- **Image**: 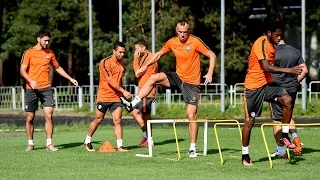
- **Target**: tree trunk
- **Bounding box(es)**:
[0,1,4,86]
[67,44,73,86]
[0,60,3,86]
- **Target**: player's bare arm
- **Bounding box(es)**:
[20,64,37,89]
[260,60,302,75]
[203,50,217,85]
[133,49,145,78]
[116,86,132,99]
[135,50,163,77]
[114,84,132,99]
[297,63,308,82]
[55,66,78,86]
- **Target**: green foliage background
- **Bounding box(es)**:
[1,0,320,86]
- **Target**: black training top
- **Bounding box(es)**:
[272,44,305,91]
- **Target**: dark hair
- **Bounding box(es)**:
[177,18,189,26]
[114,41,125,50]
[37,30,51,38]
[267,20,284,33]
[134,40,148,49]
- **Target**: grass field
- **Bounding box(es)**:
[0,124,320,180]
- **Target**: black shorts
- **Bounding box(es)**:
[136,98,155,114]
[96,102,122,114]
[25,87,54,112]
[244,83,288,121]
[164,72,200,106]
[270,88,297,121]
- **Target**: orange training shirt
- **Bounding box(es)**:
[133,51,158,98]
[21,48,60,89]
[244,36,275,90]
[161,35,210,85]
[96,55,125,102]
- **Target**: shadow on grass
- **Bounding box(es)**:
[155,138,186,146]
[206,148,241,155]
[46,141,104,150]
[254,147,320,164]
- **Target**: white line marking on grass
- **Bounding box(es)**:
[0,128,42,132]
[206,163,215,165]
[165,158,179,161]
[229,155,240,158]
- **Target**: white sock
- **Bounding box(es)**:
[46,139,52,146]
[116,139,123,148]
[143,131,147,138]
[242,146,249,155]
[190,143,196,151]
[131,96,142,107]
[85,135,92,144]
[28,140,34,145]
[282,126,289,133]
[277,145,285,153]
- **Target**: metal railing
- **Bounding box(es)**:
[2,81,320,111]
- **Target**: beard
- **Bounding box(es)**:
[41,43,49,49]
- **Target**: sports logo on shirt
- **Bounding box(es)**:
[45,54,50,60]
[186,45,191,52]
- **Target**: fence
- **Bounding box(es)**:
[1,81,320,111]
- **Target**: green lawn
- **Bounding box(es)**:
[0,125,319,180]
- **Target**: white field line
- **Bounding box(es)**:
[0,128,43,132]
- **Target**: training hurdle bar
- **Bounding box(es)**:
[212,122,243,165]
[173,119,241,161]
[135,119,232,158]
[261,123,320,168]
[135,119,189,158]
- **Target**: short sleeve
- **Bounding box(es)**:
[21,50,31,65]
[50,51,60,68]
[195,38,210,55]
[253,39,266,60]
[161,39,172,55]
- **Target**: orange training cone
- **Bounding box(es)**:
[98,141,116,152]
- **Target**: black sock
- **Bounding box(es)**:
[242,154,250,161]
[282,133,289,138]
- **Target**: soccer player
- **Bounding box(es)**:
[241,21,303,166]
[83,42,132,152]
[20,30,78,151]
[123,40,158,147]
[269,39,308,157]
[121,18,217,157]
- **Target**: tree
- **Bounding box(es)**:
[0,0,19,86]
[266,0,285,23]
[0,0,107,86]
[106,0,192,84]
[200,0,253,85]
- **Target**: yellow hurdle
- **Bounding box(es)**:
[261,123,320,168]
[172,119,241,161]
[213,122,243,165]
